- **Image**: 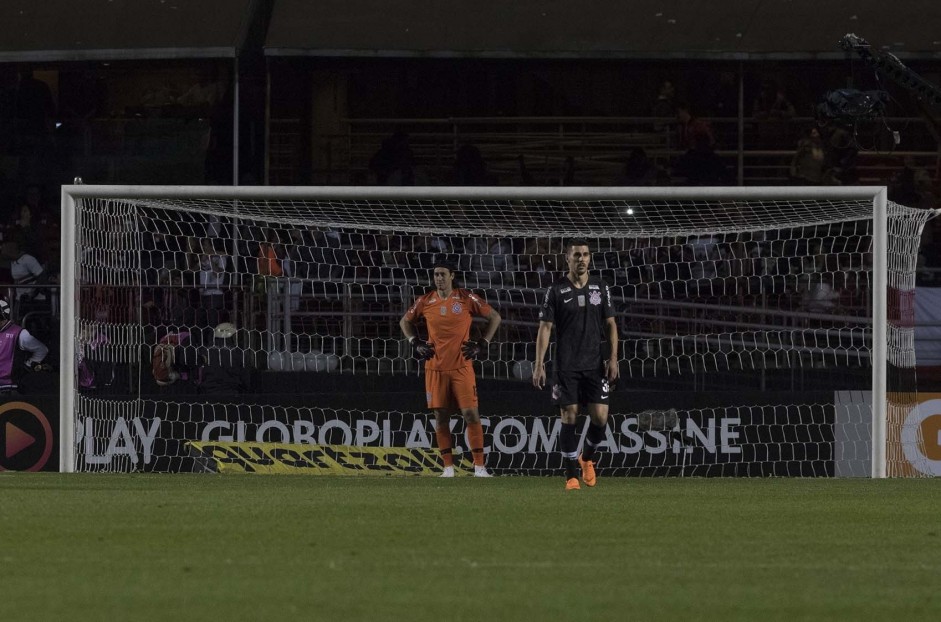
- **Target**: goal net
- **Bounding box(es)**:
[59,186,936,477]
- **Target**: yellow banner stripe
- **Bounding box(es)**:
[186,441,474,476]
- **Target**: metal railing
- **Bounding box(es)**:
[287,115,941,187]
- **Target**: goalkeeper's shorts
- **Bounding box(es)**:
[425,367,478,410]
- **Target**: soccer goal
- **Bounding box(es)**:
[59,185,936,477]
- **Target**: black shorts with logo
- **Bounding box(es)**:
[551,367,611,407]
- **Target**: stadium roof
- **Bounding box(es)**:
[0,0,258,62]
[265,0,941,60]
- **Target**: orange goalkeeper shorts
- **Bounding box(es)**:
[425,367,478,410]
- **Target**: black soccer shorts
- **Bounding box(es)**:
[550,367,611,407]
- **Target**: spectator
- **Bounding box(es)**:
[888,165,924,208]
[141,268,188,331]
[282,230,308,311]
[196,238,228,344]
[903,156,936,206]
[753,81,796,148]
[368,131,409,184]
[753,81,796,120]
[802,273,840,314]
[789,127,830,185]
[453,143,497,185]
[824,126,859,185]
[199,237,227,307]
[13,71,55,143]
[675,103,715,151]
[257,229,283,278]
[616,147,659,186]
[562,156,577,186]
[673,135,731,186]
[78,324,115,392]
[8,184,49,258]
[651,80,677,118]
[0,298,51,393]
[178,322,251,396]
[517,154,535,185]
[3,240,46,303]
[369,132,429,185]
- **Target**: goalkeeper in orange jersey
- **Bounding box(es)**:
[399,258,502,477]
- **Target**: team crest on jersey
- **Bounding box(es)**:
[589,291,602,306]
[451,302,463,314]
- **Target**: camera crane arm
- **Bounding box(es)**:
[840,33,941,150]
[840,34,941,109]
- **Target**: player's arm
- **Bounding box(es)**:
[532,320,553,389]
[18,329,50,370]
[398,312,418,342]
[605,316,619,383]
[462,308,502,359]
[481,308,501,343]
[26,254,45,280]
[532,284,557,388]
[399,304,434,360]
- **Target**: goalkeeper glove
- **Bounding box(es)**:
[409,337,435,360]
[461,338,490,360]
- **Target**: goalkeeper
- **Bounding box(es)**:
[0,298,52,393]
[399,258,501,477]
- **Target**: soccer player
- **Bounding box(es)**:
[532,239,619,490]
[399,258,502,477]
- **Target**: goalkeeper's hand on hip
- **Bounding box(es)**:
[461,338,489,360]
[409,337,435,360]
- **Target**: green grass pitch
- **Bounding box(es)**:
[1,474,939,621]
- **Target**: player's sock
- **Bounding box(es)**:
[581,421,607,463]
[435,426,454,468]
[561,422,579,480]
[467,422,486,467]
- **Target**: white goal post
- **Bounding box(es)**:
[58,184,934,477]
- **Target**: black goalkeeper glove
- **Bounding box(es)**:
[410,337,435,360]
[461,338,490,360]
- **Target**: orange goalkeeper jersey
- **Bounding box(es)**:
[404,288,493,371]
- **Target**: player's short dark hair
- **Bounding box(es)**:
[566,238,591,252]
[431,255,458,274]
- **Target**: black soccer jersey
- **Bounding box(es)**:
[539,275,615,372]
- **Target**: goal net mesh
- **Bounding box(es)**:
[66,190,934,476]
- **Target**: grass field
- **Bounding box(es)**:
[1,474,939,621]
